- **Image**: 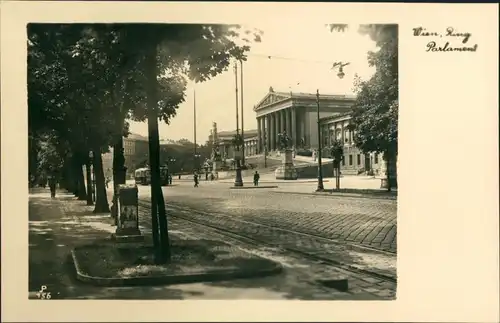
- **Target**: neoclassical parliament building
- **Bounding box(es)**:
[214,87,386,175]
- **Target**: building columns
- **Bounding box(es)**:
[270,113,276,151]
[341,122,345,145]
[265,115,271,150]
[279,110,285,135]
[257,117,262,154]
[285,108,291,138]
[291,107,296,147]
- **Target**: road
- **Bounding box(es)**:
[28,190,396,300]
[133,178,397,280]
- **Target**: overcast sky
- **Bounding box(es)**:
[129,22,378,143]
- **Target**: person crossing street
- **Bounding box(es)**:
[253,171,260,187]
[193,172,199,187]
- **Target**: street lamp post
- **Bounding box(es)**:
[240,59,245,166]
[314,61,349,192]
[315,90,324,192]
[233,62,243,187]
[194,153,200,172]
[264,129,267,168]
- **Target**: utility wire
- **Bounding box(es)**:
[246,53,339,66]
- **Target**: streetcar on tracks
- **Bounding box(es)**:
[134,166,170,186]
[134,168,151,185]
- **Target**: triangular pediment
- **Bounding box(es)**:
[254,92,291,111]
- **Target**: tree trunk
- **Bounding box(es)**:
[76,161,87,200]
[85,159,94,206]
[60,156,72,192]
[70,155,79,196]
[92,148,110,213]
[111,134,126,222]
[383,151,397,192]
[336,166,341,190]
[145,39,171,264]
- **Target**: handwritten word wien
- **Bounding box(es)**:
[413,27,478,52]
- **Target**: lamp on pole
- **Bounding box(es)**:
[233,62,243,187]
[264,129,267,168]
[239,59,245,166]
[315,89,324,192]
[316,61,350,192]
[193,89,198,171]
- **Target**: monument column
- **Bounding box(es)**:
[291,107,297,147]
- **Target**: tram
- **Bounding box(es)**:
[134,166,171,186]
[134,168,151,185]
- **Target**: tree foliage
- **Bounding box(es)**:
[27,22,262,262]
[349,24,398,158]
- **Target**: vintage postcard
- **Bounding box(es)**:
[1,1,498,322]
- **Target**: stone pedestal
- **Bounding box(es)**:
[111,184,144,242]
[275,149,298,180]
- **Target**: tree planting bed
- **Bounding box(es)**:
[72,239,282,286]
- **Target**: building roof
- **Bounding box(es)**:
[253,88,356,111]
[216,129,259,139]
[126,133,148,141]
[320,111,352,123]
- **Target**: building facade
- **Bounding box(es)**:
[101,133,149,178]
[209,129,259,160]
[319,113,383,176]
[254,87,355,152]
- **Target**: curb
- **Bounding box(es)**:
[71,245,283,287]
[229,185,279,189]
[271,190,397,200]
[219,180,330,184]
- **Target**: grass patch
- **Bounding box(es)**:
[74,239,280,280]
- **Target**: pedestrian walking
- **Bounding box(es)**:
[48,175,57,198]
[105,177,110,189]
[194,172,199,187]
[253,170,260,187]
[168,174,173,185]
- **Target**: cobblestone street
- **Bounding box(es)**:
[138,179,397,254]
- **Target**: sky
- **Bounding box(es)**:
[129,22,378,144]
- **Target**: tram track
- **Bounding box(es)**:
[137,199,397,285]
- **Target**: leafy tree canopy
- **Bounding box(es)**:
[330,24,398,158]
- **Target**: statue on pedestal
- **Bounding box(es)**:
[274,130,298,180]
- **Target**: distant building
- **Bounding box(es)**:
[102,134,187,178]
[319,113,382,176]
[208,129,259,160]
[253,87,388,176]
[101,133,149,178]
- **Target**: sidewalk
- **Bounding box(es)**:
[28,189,116,299]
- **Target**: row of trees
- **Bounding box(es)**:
[330,24,398,191]
[28,23,263,263]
